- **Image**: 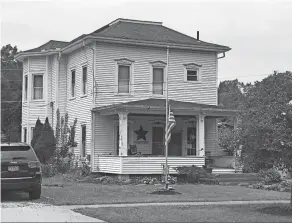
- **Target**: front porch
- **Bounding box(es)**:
[92,99,237,175]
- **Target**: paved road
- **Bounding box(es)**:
[1,192,104,222]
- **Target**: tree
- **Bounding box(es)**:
[236,71,292,206]
[217,79,246,155]
[218,79,245,110]
[1,44,23,142]
[239,71,292,170]
[55,109,77,159]
[31,118,44,148]
[34,117,56,163]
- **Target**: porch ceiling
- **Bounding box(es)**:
[93,99,237,117]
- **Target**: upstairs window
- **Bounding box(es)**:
[187,70,198,81]
[24,75,28,100]
[82,66,87,95]
[71,70,76,97]
[184,63,202,82]
[33,74,43,100]
[118,65,130,93]
[152,67,164,95]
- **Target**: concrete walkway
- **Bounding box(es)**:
[1,202,104,222]
[60,199,290,209]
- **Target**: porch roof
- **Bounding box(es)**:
[93,99,237,117]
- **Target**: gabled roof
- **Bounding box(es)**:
[21,40,69,53]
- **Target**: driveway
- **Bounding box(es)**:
[1,192,104,222]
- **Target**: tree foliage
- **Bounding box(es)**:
[34,117,56,163]
[55,109,77,159]
[1,44,22,142]
[217,79,247,154]
[239,71,292,172]
[31,118,44,148]
[218,79,245,109]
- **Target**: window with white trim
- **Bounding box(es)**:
[187,70,198,81]
[81,125,86,157]
[71,69,76,97]
[184,63,202,82]
[33,74,43,100]
[152,67,164,95]
[24,75,28,101]
[118,65,130,93]
[82,66,87,95]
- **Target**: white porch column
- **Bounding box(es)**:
[118,111,128,156]
[198,114,205,156]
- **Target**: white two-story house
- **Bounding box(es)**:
[15,18,236,176]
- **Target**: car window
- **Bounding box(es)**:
[1,146,37,160]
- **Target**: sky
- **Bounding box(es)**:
[1,0,292,84]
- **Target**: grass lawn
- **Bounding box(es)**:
[74,204,292,222]
[38,176,290,206]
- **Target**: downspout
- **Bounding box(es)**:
[45,56,49,119]
[82,40,96,171]
[27,57,30,144]
[56,52,61,111]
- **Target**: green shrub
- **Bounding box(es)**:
[41,164,58,177]
[258,168,282,184]
[252,182,264,189]
[174,166,217,184]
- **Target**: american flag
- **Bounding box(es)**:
[165,106,176,144]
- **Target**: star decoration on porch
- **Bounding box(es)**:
[134,125,148,141]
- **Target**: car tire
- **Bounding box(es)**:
[29,186,41,200]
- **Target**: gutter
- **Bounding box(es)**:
[15,36,231,61]
[15,50,61,61]
[61,35,231,54]
[93,104,238,114]
[217,52,225,59]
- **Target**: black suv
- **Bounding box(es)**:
[1,143,42,199]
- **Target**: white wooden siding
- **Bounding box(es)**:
[94,113,115,155]
[66,46,94,158]
[96,156,205,174]
[96,156,122,173]
[205,118,219,156]
[22,56,48,144]
[29,56,46,71]
[58,56,67,116]
[95,42,218,107]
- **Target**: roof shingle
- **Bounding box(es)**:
[20,18,230,54]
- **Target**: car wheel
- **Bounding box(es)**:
[29,186,41,200]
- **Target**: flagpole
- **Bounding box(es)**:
[165,46,169,190]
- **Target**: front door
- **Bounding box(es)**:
[152,127,164,155]
[168,132,182,156]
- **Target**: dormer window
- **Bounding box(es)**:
[184,63,202,82]
[115,58,134,94]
